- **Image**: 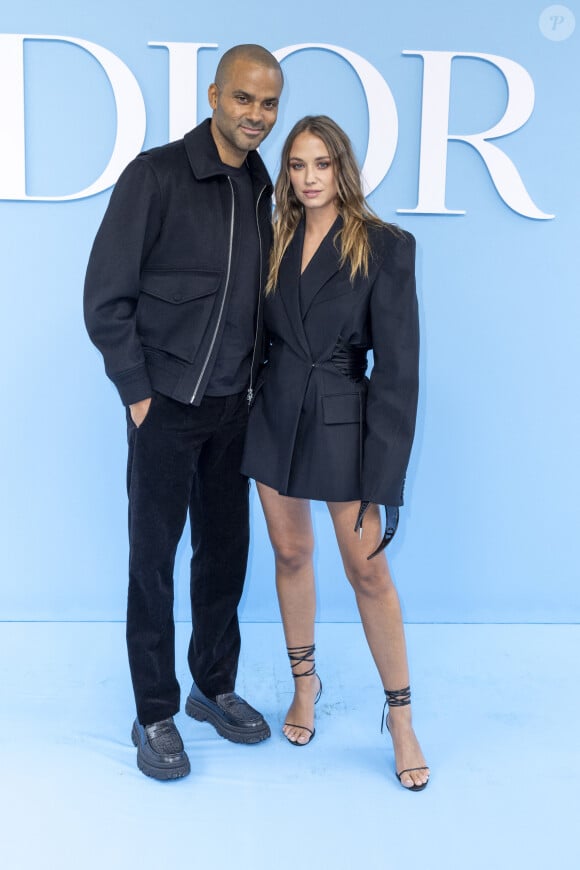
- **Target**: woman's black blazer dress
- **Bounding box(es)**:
[241,217,419,507]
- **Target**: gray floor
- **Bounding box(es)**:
[1,622,578,869]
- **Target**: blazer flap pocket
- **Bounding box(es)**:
[322,393,362,425]
[141,269,222,304]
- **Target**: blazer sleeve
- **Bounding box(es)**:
[83,156,163,406]
[361,230,419,506]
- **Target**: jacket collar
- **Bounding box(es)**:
[183,119,272,192]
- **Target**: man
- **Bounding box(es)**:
[84,45,284,780]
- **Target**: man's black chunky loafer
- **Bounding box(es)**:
[131,717,191,780]
[185,682,271,744]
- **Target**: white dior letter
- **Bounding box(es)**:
[148,42,218,141]
[0,34,146,201]
[398,50,554,219]
[273,43,398,195]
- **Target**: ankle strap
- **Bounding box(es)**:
[381,686,411,733]
[287,644,316,678]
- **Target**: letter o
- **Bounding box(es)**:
[273,43,398,195]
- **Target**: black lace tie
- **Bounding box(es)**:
[287,644,316,678]
[381,685,411,733]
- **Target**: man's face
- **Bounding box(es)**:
[209,58,282,166]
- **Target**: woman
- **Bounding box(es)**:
[242,116,429,791]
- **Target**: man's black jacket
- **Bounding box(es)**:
[84,119,273,406]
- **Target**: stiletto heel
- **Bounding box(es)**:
[382,686,429,791]
[284,643,322,746]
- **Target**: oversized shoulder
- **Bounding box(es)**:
[367,223,416,272]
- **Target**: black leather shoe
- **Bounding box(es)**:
[185,682,271,744]
[131,717,191,780]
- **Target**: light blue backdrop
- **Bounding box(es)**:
[0,0,578,622]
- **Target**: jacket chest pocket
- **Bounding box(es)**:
[137,269,222,363]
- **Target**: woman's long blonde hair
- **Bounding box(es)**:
[266,115,398,293]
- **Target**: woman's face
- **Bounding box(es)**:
[288,132,339,217]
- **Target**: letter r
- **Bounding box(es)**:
[398,50,554,220]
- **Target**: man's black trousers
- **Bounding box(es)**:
[125,390,250,726]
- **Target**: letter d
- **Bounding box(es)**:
[0,34,146,201]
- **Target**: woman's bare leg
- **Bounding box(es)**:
[326,500,429,788]
[257,482,321,744]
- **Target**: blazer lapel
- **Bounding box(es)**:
[299,215,343,317]
[278,221,310,357]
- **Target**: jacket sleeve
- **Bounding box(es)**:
[361,230,419,506]
[83,156,163,405]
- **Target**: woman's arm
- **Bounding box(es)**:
[361,230,420,508]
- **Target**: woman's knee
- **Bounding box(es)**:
[345,562,392,597]
[272,536,314,573]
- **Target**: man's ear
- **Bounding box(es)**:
[208,83,218,111]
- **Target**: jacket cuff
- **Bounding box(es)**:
[361,476,406,508]
[109,364,153,406]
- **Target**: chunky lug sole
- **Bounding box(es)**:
[131,722,191,781]
[185,696,271,744]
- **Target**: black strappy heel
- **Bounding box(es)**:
[382,686,430,791]
[284,643,322,746]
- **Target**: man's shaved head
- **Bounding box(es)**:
[214,44,283,89]
[208,43,283,166]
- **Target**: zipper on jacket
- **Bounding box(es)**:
[189,177,236,403]
[247,184,267,407]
